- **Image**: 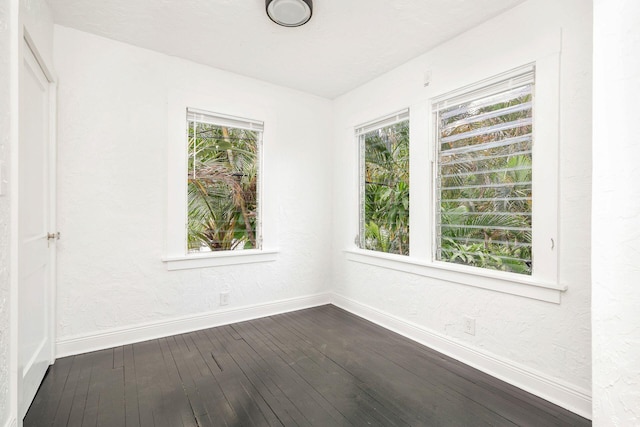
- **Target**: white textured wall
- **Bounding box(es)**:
[54,26,333,341]
[0,0,12,422]
[593,0,640,425]
[332,0,591,398]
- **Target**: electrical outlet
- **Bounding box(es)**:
[220,291,229,306]
[463,316,476,335]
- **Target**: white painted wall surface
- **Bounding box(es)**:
[53,26,333,344]
[0,0,12,422]
[593,0,640,425]
[332,0,592,413]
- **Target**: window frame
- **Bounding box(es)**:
[164,91,277,270]
[346,56,562,303]
[431,65,535,276]
[186,108,263,254]
[356,109,410,256]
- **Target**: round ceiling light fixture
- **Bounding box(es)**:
[266,0,313,27]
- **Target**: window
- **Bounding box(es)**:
[347,60,561,301]
[164,92,277,270]
[357,110,410,255]
[433,67,534,274]
[186,109,262,253]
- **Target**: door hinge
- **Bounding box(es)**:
[47,232,60,246]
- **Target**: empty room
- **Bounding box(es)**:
[1,0,638,425]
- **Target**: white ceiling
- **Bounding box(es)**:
[49,0,525,99]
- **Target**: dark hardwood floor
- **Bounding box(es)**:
[25,305,590,426]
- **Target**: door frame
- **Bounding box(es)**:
[10,27,57,422]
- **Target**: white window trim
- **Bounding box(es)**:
[345,248,565,304]
[164,90,278,270]
[357,109,410,253]
[163,249,278,271]
[431,64,537,277]
[347,54,562,303]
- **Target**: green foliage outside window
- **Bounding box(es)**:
[361,120,410,255]
[187,121,259,252]
[437,87,533,275]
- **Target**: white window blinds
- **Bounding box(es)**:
[433,66,534,275]
[187,108,264,131]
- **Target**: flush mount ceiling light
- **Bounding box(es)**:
[266,0,313,27]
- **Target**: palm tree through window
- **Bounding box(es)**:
[186,110,262,253]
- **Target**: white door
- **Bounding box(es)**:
[18,39,55,417]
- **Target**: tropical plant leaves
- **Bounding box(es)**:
[187,122,259,252]
[363,121,410,255]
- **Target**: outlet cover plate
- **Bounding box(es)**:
[463,316,476,335]
[220,292,229,306]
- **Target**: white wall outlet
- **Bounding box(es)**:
[463,316,476,335]
[220,291,229,306]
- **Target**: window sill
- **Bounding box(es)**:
[344,248,566,304]
[163,249,278,271]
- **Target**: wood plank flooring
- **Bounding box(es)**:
[24,305,591,426]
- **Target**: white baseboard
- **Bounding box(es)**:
[330,293,592,420]
[55,291,591,419]
[56,293,331,358]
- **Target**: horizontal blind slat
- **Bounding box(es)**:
[445,237,532,247]
[443,150,532,166]
[441,118,532,145]
[441,197,531,203]
[440,224,530,232]
[439,211,532,217]
[440,134,531,156]
[441,102,532,132]
[439,86,532,119]
[441,165,531,178]
[441,181,532,191]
